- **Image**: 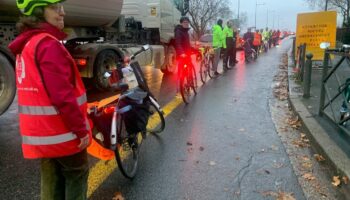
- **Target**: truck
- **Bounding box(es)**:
[0,0,189,115]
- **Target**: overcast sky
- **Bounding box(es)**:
[229,0,317,31]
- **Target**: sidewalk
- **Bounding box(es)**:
[287,53,350,197]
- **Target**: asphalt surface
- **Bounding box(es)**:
[0,40,307,200]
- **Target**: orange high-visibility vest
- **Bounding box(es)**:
[253,32,261,46]
[16,33,92,159]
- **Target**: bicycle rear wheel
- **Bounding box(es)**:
[180,67,192,104]
[146,97,165,134]
[199,60,208,84]
[191,64,198,95]
[114,113,141,179]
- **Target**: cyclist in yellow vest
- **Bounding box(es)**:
[212,19,225,76]
[223,20,235,70]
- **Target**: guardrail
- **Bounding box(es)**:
[319,48,350,137]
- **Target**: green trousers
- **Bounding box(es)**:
[41,149,89,200]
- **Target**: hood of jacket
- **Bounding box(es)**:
[8,22,67,55]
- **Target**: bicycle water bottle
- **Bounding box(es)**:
[122,66,138,90]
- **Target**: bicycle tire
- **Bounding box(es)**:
[180,66,192,104]
[199,60,208,84]
[146,98,165,134]
[208,57,215,78]
[114,113,141,179]
[191,64,198,95]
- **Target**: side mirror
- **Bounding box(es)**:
[142,44,150,51]
[320,42,330,49]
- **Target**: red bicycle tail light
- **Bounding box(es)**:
[75,58,87,67]
[103,106,115,114]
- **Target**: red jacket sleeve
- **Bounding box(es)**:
[36,37,88,139]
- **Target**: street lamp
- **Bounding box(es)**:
[255,0,266,29]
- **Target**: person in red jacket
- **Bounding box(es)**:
[9,1,91,199]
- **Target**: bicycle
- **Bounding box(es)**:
[243,39,257,63]
[178,55,198,104]
[89,45,165,179]
[199,46,215,84]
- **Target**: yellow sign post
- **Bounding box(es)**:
[296,11,337,60]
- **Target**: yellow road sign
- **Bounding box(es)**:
[296,11,337,60]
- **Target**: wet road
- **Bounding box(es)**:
[0,39,306,200]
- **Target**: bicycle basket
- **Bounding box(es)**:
[119,97,151,134]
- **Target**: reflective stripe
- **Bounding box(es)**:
[118,105,132,114]
[19,93,87,115]
[19,105,58,115]
[22,132,77,145]
[77,94,87,106]
[86,118,91,131]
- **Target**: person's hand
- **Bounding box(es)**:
[78,134,90,150]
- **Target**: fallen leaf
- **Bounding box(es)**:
[277,192,296,200]
[271,145,279,151]
[235,156,240,160]
[273,162,284,169]
[343,176,349,184]
[112,192,125,200]
[314,154,326,162]
[303,173,316,181]
[186,142,193,146]
[209,161,216,166]
[199,146,204,151]
[332,176,341,187]
[260,191,278,197]
[301,162,312,169]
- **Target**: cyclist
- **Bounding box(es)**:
[253,29,262,56]
[223,20,235,70]
[243,28,254,59]
[212,19,225,76]
[174,16,192,78]
[9,0,91,199]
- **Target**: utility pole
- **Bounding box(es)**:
[266,9,268,28]
[255,0,266,29]
[325,0,329,11]
[238,0,240,21]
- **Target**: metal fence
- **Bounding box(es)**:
[319,48,350,137]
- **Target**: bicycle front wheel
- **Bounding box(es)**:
[146,97,165,134]
[207,57,215,78]
[114,113,141,179]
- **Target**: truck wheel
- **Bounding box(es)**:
[161,45,177,74]
[94,50,120,91]
[0,54,16,115]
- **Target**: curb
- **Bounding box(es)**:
[286,52,350,196]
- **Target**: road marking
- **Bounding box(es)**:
[87,95,183,197]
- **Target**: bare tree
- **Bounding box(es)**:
[187,0,233,40]
[305,0,350,27]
